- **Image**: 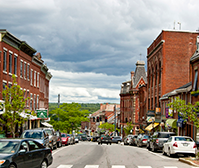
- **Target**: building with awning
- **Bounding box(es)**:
[145,123,159,131]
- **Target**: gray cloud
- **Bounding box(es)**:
[1,0,199,103]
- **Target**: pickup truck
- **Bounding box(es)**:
[98,134,112,145]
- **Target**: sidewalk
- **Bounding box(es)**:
[179,150,199,167]
[179,157,199,167]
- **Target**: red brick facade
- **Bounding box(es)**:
[0,30,52,130]
[147,30,199,115]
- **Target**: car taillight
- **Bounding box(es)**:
[142,139,147,142]
[193,143,197,148]
[156,139,158,144]
[173,142,178,147]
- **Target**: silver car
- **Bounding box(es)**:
[21,129,49,148]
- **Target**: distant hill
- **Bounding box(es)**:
[49,103,101,114]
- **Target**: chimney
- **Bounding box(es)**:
[131,71,134,86]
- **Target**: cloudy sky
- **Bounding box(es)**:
[1,0,199,103]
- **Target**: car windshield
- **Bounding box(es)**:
[174,137,193,141]
[61,134,66,137]
[143,135,149,139]
[158,133,174,138]
[22,131,43,139]
[0,141,19,154]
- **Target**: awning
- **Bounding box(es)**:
[165,119,177,129]
[145,123,159,131]
[41,122,53,128]
[19,112,38,120]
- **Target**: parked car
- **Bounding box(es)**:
[67,134,75,144]
[55,130,62,147]
[92,136,100,142]
[124,135,134,145]
[98,134,112,145]
[75,136,79,143]
[136,134,149,147]
[135,134,144,146]
[163,136,197,157]
[111,136,122,144]
[41,128,57,150]
[87,136,92,141]
[21,129,49,148]
[129,135,137,146]
[0,138,53,168]
[148,132,176,152]
[61,133,69,146]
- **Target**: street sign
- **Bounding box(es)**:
[36,110,47,119]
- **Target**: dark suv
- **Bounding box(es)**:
[147,132,176,152]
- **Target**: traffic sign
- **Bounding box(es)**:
[36,109,47,119]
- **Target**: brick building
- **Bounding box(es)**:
[147,30,199,127]
[0,29,52,133]
[120,61,147,135]
[81,103,120,136]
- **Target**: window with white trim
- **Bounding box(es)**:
[34,71,36,87]
[27,64,30,80]
[37,72,39,87]
[9,52,12,74]
[14,54,17,75]
[30,94,32,110]
[37,95,39,109]
[20,60,23,77]
[27,91,29,107]
[30,69,33,85]
[24,62,26,79]
[34,94,36,110]
[3,50,7,72]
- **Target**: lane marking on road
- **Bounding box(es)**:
[52,146,68,156]
[164,167,178,168]
[112,166,125,168]
[57,165,73,168]
[138,166,152,168]
[84,165,99,168]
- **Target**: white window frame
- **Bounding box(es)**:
[20,60,23,78]
[34,71,36,87]
[37,72,40,88]
[30,69,33,86]
[24,62,26,80]
[14,54,18,76]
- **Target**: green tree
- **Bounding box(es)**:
[98,123,114,132]
[49,103,90,133]
[168,97,199,128]
[123,122,134,135]
[0,75,29,138]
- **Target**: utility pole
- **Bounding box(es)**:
[58,94,60,121]
[114,105,116,136]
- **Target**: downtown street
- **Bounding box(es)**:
[49,141,195,168]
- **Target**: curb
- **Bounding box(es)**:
[179,158,199,167]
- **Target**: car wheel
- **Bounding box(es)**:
[167,148,173,157]
[40,160,47,168]
[162,147,166,155]
[151,145,156,152]
[110,143,112,145]
[54,143,57,150]
[9,164,16,168]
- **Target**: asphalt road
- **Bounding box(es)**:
[49,141,196,168]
